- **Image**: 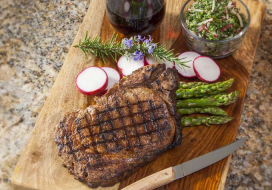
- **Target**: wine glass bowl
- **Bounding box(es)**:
[106,0,165,36]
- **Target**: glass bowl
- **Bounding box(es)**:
[180,0,251,59]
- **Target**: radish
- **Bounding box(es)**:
[144,56,175,68]
[193,56,221,82]
[117,56,145,76]
[176,51,200,78]
[76,67,108,96]
[101,67,121,94]
[221,24,233,32]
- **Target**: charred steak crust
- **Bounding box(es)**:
[54,64,182,187]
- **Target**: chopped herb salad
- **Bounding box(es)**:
[185,0,247,40]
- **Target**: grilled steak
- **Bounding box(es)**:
[54,64,182,187]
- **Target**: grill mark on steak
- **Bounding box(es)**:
[54,64,181,187]
[147,99,162,141]
[79,115,164,135]
[127,98,143,148]
[56,112,79,159]
[96,101,149,113]
[74,119,166,153]
[97,112,110,153]
[79,106,163,128]
[134,99,149,136]
[105,100,120,150]
[113,94,133,150]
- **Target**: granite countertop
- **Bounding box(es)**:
[0,0,271,189]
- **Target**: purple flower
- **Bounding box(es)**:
[137,35,145,42]
[123,38,133,49]
[133,50,144,61]
[144,35,152,44]
[148,43,156,54]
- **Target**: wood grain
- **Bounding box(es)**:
[11,0,265,190]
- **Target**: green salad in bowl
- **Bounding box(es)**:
[180,0,250,58]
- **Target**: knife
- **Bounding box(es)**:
[121,138,247,190]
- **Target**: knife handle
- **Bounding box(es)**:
[121,167,175,190]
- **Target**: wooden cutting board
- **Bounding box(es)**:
[11,0,265,189]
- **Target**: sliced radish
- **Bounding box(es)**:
[193,56,221,82]
[117,56,145,76]
[144,56,175,68]
[76,67,108,96]
[176,51,200,78]
[221,24,233,32]
[144,56,155,66]
[101,67,121,94]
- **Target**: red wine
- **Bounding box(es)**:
[106,0,165,35]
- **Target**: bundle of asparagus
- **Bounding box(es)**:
[176,79,239,127]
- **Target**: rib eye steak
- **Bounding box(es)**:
[54,63,182,187]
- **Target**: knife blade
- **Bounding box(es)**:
[121,138,247,190]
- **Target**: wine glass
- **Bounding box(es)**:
[106,0,165,36]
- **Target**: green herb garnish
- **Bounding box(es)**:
[185,0,247,40]
[74,32,189,69]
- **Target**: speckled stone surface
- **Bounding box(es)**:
[0,0,271,190]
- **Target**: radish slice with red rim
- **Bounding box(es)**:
[193,56,221,82]
[117,56,145,76]
[100,67,121,94]
[76,67,108,96]
[145,56,175,68]
[176,51,200,78]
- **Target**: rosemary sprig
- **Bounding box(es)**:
[74,32,123,63]
[74,31,189,69]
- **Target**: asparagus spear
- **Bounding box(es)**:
[177,91,240,108]
[181,116,234,127]
[177,107,227,116]
[176,79,234,99]
[179,81,207,89]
